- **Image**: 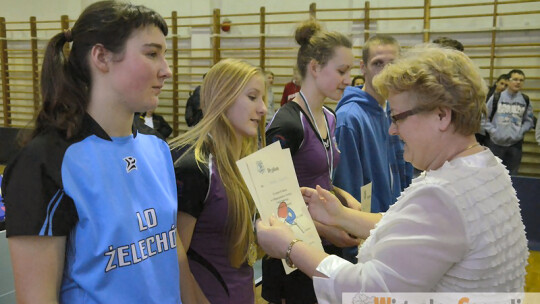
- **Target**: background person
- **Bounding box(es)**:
[483,69,534,175]
[1,2,183,302]
[334,34,414,264]
[486,73,510,101]
[432,36,464,51]
[333,34,412,217]
[170,59,267,304]
[265,70,276,122]
[257,45,528,302]
[476,73,510,145]
[351,75,364,86]
[280,67,302,107]
[137,108,173,139]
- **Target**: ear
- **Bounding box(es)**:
[307,59,320,78]
[89,43,113,73]
[437,107,452,131]
[360,60,366,75]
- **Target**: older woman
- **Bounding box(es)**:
[256,45,529,302]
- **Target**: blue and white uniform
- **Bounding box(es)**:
[2,115,181,304]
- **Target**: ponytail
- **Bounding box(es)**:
[35,30,89,139]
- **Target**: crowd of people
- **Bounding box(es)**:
[0,1,536,303]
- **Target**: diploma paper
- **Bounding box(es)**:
[237,142,323,274]
[361,182,372,213]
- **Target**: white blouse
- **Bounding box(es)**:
[313,149,529,303]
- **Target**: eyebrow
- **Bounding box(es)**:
[143,43,165,50]
[247,88,262,93]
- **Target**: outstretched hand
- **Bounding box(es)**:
[256,216,296,259]
[301,185,344,226]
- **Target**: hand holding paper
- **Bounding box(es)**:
[236,142,324,273]
[255,216,296,259]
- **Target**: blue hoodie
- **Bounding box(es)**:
[334,86,413,213]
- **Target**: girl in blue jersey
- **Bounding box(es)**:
[170,59,267,304]
[263,18,361,304]
[1,1,185,303]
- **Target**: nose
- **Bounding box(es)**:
[160,58,172,80]
[344,71,352,86]
[388,121,398,136]
[259,98,268,116]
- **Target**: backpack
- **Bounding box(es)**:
[489,92,536,128]
[185,85,203,127]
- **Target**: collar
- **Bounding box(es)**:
[80,113,138,141]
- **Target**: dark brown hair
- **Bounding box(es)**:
[35,0,167,140]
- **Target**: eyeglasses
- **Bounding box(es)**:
[390,107,425,124]
[510,78,524,83]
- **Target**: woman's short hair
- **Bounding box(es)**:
[373,44,487,135]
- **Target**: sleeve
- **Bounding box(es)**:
[333,123,364,203]
[3,141,77,237]
[265,106,304,156]
[174,149,210,218]
[536,113,540,145]
[313,185,467,301]
[519,97,534,135]
[482,95,495,134]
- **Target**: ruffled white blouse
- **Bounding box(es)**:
[314,149,529,303]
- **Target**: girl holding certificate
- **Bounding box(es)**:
[263,18,361,304]
[170,59,267,304]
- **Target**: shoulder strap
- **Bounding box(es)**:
[523,93,530,109]
[489,92,501,122]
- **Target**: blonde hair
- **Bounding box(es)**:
[373,44,487,135]
[170,58,266,267]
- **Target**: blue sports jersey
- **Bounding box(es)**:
[2,115,181,303]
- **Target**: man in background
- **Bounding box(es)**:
[265,71,276,122]
[334,35,413,261]
[433,36,464,51]
[483,69,535,175]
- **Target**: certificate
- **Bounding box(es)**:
[237,142,323,273]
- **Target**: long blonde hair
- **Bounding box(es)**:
[170,59,266,267]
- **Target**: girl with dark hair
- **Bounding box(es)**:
[263,18,359,304]
[1,1,183,302]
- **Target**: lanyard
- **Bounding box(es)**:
[299,91,334,180]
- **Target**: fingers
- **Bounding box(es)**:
[268,214,277,226]
[315,185,332,201]
[255,218,265,233]
[301,187,315,202]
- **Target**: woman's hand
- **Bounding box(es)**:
[256,215,296,259]
[314,221,360,248]
[301,185,345,226]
